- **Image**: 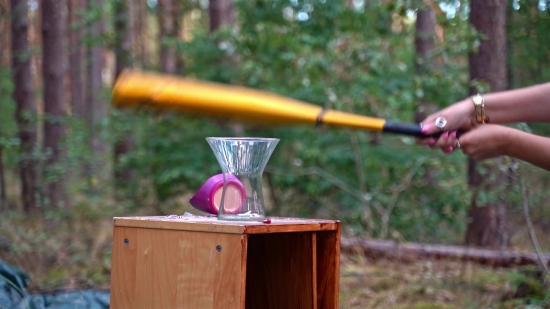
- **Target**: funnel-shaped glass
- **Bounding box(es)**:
[206,137,279,221]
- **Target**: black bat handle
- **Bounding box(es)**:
[382,121,465,139]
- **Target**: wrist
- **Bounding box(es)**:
[501,127,521,157]
[457,99,475,128]
[471,93,490,125]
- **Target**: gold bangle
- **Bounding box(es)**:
[471,93,489,124]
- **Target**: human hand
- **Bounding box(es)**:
[451,124,514,160]
[416,99,474,148]
[420,99,474,134]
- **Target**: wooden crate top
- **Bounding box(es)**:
[113,216,340,234]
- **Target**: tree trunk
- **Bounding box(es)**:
[42,0,68,209]
[114,0,132,80]
[341,237,550,268]
[209,0,242,135]
[87,0,107,181]
[68,0,84,118]
[11,0,38,213]
[173,0,184,73]
[113,0,134,184]
[130,0,142,68]
[209,0,235,32]
[0,147,5,211]
[158,0,176,73]
[134,0,149,68]
[414,7,438,122]
[414,9,435,74]
[465,0,509,248]
[1,0,9,66]
[414,7,438,185]
[1,0,6,211]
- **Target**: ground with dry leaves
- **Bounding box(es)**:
[339,253,548,309]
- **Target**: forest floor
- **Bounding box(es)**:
[339,253,548,309]
[1,219,549,308]
[1,197,549,308]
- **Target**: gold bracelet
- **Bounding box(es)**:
[471,93,489,124]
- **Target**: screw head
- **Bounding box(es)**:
[123,239,129,246]
[216,245,222,252]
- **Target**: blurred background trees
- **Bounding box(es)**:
[1,0,550,303]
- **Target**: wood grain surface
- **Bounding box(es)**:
[113,216,339,234]
[245,232,314,309]
[110,227,243,309]
[110,218,341,309]
[316,223,341,309]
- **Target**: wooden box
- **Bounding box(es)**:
[109,216,341,309]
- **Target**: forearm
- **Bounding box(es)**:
[505,129,550,171]
[483,82,550,124]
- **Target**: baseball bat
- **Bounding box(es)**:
[112,69,451,138]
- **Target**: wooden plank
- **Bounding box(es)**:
[245,232,314,309]
[110,226,138,309]
[316,223,341,309]
[243,222,337,234]
[113,216,339,234]
[113,217,246,234]
[240,235,248,309]
[110,227,243,309]
[311,233,318,309]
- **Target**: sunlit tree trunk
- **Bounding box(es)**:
[465,0,509,248]
[42,0,68,209]
[113,0,134,184]
[158,0,176,73]
[11,0,38,213]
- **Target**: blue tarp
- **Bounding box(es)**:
[0,259,109,309]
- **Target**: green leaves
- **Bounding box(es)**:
[111,0,479,239]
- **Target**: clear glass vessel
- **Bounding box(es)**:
[206,137,279,221]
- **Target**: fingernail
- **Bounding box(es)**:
[421,125,430,133]
[443,146,453,154]
[428,138,436,146]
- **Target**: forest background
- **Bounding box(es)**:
[1,0,550,308]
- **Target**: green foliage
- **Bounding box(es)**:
[123,114,227,203]
[0,68,19,166]
[123,0,478,240]
[508,0,550,138]
[0,0,550,301]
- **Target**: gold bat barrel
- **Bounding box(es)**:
[112,70,387,131]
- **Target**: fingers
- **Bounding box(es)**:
[419,121,439,135]
[416,130,460,149]
[433,130,457,148]
[441,146,454,154]
[417,130,463,158]
[416,136,436,146]
[441,137,462,154]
